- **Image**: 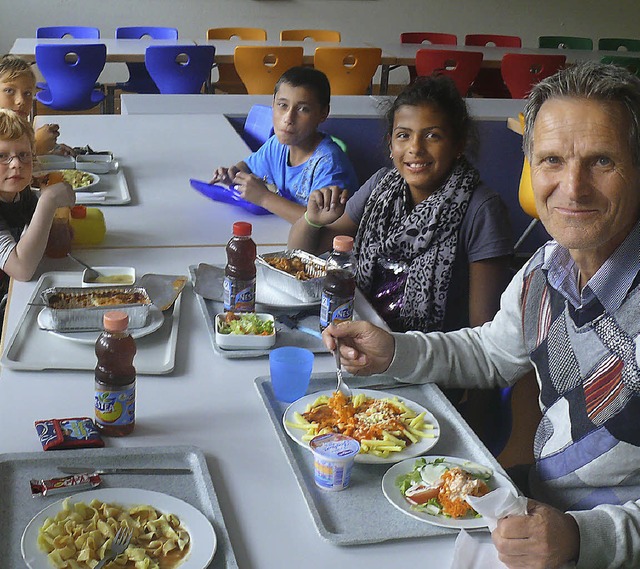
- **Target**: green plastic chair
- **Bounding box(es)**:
[598,38,640,52]
[538,36,593,50]
[601,55,640,78]
[330,135,348,154]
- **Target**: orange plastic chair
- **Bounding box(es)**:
[501,53,566,98]
[414,49,483,96]
[206,27,267,93]
[234,46,304,94]
[313,47,382,95]
[400,32,457,82]
[464,34,522,98]
[280,29,341,42]
[515,112,540,251]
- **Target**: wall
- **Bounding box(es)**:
[3,0,640,57]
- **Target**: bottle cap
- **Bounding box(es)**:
[333,235,354,253]
[70,205,87,219]
[103,311,129,332]
[232,221,252,237]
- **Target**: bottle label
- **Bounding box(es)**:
[95,386,135,427]
[320,292,354,329]
[223,276,256,312]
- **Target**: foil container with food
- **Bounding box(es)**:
[39,286,151,331]
[256,250,326,302]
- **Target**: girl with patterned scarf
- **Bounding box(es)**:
[289,75,513,334]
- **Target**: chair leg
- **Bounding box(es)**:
[105,85,116,115]
[514,218,539,253]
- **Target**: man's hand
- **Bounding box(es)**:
[492,500,580,569]
[322,321,395,376]
[306,186,348,227]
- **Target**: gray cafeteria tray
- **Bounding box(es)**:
[255,373,511,545]
[0,445,238,569]
[190,264,388,359]
[1,272,181,374]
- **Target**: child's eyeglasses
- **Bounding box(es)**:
[0,152,34,165]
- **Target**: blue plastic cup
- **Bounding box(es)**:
[270,346,314,403]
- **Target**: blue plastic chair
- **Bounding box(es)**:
[243,104,274,151]
[36,26,100,39]
[35,43,106,111]
[145,45,215,94]
[115,26,178,94]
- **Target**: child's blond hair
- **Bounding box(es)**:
[0,54,36,84]
[0,109,36,151]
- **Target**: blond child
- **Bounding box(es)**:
[0,109,74,283]
[0,54,73,156]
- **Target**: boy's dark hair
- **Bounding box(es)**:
[384,75,474,149]
[274,66,331,109]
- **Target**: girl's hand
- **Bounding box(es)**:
[306,186,348,226]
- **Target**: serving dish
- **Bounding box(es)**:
[21,487,217,569]
[34,155,75,171]
[256,250,326,303]
[283,388,440,464]
[381,456,518,529]
[40,285,151,330]
[82,266,136,287]
[75,153,117,174]
[214,312,276,350]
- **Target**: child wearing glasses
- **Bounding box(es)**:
[0,109,74,285]
[0,54,74,156]
[211,66,358,223]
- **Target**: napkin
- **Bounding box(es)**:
[76,191,107,203]
[449,487,527,569]
[193,263,224,301]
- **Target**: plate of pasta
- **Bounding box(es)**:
[283,389,440,464]
[21,488,217,569]
[382,456,517,529]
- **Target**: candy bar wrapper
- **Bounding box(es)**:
[31,473,102,497]
[35,417,104,451]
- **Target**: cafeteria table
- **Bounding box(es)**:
[0,246,463,569]
[34,113,292,248]
[10,37,196,63]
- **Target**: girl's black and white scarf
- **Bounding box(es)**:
[354,157,478,332]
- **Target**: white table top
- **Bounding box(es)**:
[119,93,525,120]
[11,37,196,62]
[121,94,390,117]
[0,246,458,568]
[34,114,292,248]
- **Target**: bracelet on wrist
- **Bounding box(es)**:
[304,211,324,229]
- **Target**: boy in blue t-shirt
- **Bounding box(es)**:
[211,67,358,223]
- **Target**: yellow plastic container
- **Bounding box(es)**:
[69,206,106,246]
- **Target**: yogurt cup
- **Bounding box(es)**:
[309,433,360,491]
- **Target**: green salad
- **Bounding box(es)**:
[217,313,274,336]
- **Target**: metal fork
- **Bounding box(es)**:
[334,337,351,397]
[94,526,133,569]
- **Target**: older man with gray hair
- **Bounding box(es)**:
[324,61,640,568]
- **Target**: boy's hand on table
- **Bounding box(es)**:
[210,166,239,185]
[306,186,347,226]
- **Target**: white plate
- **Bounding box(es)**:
[381,455,518,529]
[21,487,217,569]
[283,389,440,464]
[37,169,101,191]
[37,304,164,344]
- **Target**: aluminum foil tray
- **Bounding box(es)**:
[40,285,151,330]
[256,250,326,302]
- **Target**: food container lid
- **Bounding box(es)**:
[310,433,360,460]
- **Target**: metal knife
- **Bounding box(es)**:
[58,467,192,475]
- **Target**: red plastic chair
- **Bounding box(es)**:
[414,49,483,96]
[464,35,522,97]
[400,32,457,82]
[501,53,566,98]
[464,34,522,48]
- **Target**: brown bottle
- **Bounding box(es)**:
[223,221,257,312]
[45,207,73,258]
[319,236,356,331]
[94,311,136,436]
